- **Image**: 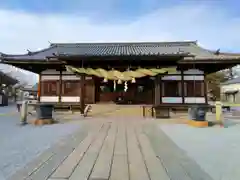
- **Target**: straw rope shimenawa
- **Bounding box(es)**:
[65,66,177,81]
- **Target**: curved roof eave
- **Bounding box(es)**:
[0,44,58,61]
[1,41,240,63]
[221,77,240,85]
[0,71,18,85]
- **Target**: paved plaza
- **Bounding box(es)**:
[161,123,240,180]
[0,107,240,180]
[0,106,81,180]
[7,117,213,180]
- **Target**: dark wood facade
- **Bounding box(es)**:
[39,68,206,105]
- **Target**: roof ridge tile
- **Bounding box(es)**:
[52,41,196,47]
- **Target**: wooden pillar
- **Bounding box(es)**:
[154,75,160,105]
[59,69,62,103]
[181,69,185,104]
[204,74,208,104]
[80,74,86,114]
[37,74,41,102]
[159,76,162,104]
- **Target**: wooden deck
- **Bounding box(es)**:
[9,118,213,180]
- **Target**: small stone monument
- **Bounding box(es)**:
[215,101,223,122]
[20,100,28,125]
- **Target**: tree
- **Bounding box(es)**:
[222,66,240,80]
[206,72,227,101]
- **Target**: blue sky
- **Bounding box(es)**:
[0,0,239,23]
[0,0,238,15]
[0,0,239,18]
[0,0,239,53]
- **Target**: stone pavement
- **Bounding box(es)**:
[160,123,240,180]
[8,118,213,180]
[0,110,82,180]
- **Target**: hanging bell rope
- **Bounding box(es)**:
[113,80,116,91]
[124,81,128,92]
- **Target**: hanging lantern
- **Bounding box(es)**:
[131,78,136,83]
[117,79,122,84]
[113,80,116,91]
[103,78,108,82]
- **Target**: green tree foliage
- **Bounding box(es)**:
[206,72,227,101]
[223,67,240,80]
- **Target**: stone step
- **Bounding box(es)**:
[88,105,151,117]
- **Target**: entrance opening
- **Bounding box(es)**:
[94,77,154,104]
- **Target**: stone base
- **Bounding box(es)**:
[30,119,56,126]
[188,120,209,127]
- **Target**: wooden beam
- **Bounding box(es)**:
[2,60,62,64]
[178,59,240,64]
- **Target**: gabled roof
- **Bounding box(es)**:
[221,77,240,85]
[0,46,59,61]
[0,70,18,85]
[1,41,240,62]
[1,41,194,61]
[21,83,38,91]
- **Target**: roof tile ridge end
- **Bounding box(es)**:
[28,44,57,55]
[191,41,216,54]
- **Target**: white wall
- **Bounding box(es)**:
[40,69,80,103]
[162,69,204,81]
[162,69,205,104]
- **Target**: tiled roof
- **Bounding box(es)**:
[0,70,18,85]
[21,83,38,91]
[0,46,59,61]
[1,41,240,62]
[221,77,240,85]
[0,41,194,61]
[53,41,194,56]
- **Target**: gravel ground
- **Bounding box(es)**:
[160,123,240,180]
[0,105,81,179]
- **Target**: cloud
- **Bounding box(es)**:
[0,3,239,53]
[0,2,240,83]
